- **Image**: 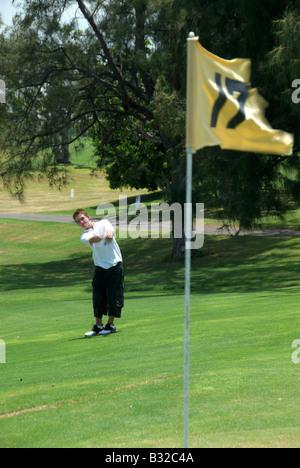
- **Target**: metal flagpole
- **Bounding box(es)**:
[184,146,194,448]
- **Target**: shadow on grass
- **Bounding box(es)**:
[0,255,92,292]
[1,236,300,294]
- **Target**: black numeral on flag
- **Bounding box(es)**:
[210,73,227,128]
[210,73,249,129]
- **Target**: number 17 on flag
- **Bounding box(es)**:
[186,35,294,156]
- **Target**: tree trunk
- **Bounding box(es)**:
[171,213,186,258]
[172,235,186,259]
[52,124,71,164]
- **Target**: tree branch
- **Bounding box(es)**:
[76,0,153,121]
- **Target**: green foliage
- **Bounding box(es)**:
[93,118,167,191]
[0,0,300,231]
[197,149,292,229]
[267,8,300,144]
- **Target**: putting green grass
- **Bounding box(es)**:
[0,219,300,447]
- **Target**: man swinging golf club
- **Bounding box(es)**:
[73,209,124,337]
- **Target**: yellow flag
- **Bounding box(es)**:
[186,35,294,155]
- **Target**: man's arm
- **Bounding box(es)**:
[89,230,114,245]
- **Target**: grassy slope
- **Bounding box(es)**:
[0,219,300,447]
[0,139,150,215]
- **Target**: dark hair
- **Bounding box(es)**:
[73,209,88,221]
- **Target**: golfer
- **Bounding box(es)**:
[73,209,124,337]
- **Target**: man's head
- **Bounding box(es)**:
[73,209,93,230]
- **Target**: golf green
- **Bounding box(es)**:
[1,219,300,447]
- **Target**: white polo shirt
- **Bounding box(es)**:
[80,219,122,270]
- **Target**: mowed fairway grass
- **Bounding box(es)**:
[0,217,300,448]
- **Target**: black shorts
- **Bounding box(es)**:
[92,262,124,319]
